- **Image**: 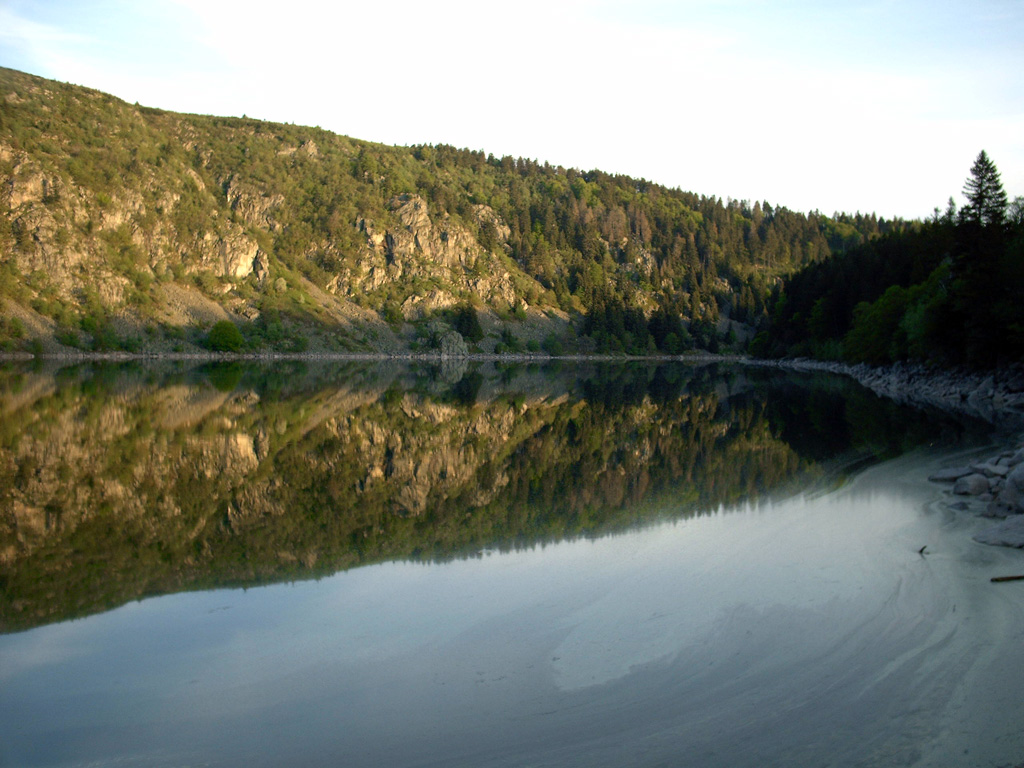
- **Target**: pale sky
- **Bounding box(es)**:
[1,0,1022,219]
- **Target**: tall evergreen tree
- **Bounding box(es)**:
[962,150,1008,227]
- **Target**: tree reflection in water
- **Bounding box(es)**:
[0,360,985,632]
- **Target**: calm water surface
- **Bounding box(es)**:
[1,361,1022,767]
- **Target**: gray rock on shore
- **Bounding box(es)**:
[931,444,1024,548]
[929,467,974,482]
[954,473,992,496]
[974,516,1024,549]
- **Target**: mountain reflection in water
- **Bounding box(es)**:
[0,359,984,632]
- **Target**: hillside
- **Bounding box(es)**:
[0,67,895,356]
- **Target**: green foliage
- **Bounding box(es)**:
[843,285,913,365]
[450,303,484,343]
[541,333,564,356]
[194,271,221,295]
[495,327,524,354]
[0,66,915,354]
[207,320,245,352]
[55,328,81,348]
[962,150,1008,228]
[0,315,26,351]
[763,151,1023,369]
[0,262,26,303]
[381,301,404,329]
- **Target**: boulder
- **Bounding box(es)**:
[996,481,1024,513]
[929,467,974,482]
[973,516,1024,548]
[1006,463,1024,492]
[437,330,468,359]
[971,462,1010,478]
[953,473,991,496]
[982,502,1013,519]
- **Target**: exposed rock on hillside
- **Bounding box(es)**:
[344,194,520,318]
[2,66,874,357]
[0,70,549,354]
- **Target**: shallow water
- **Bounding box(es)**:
[1,362,1022,767]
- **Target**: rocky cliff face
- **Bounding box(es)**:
[3,137,264,289]
[0,68,559,354]
[347,195,520,317]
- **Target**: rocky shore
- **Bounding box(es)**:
[757,358,1024,427]
[927,446,1024,549]
[756,358,1024,550]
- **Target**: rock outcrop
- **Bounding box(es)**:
[344,195,522,318]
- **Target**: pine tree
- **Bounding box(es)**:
[951,151,1011,366]
[962,150,1008,227]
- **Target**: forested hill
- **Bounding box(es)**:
[758,151,1024,369]
[0,67,894,355]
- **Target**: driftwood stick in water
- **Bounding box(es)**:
[990,575,1024,583]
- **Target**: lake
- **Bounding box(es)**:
[2,360,1023,767]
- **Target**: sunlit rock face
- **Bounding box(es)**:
[353,194,518,319]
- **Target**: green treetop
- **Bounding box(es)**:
[962,150,1008,227]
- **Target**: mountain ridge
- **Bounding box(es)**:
[0,67,897,356]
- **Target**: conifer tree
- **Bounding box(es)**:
[962,150,1008,227]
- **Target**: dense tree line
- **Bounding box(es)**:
[399,148,903,351]
[757,151,1024,368]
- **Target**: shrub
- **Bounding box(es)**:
[451,303,483,342]
[56,329,80,348]
[541,333,564,355]
[382,301,404,329]
[207,320,244,352]
[195,271,221,295]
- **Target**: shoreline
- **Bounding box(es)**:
[4,351,1022,553]
[5,349,1023,422]
[753,359,1024,549]
[0,350,746,364]
[748,357,1024,427]
[17,348,1019,552]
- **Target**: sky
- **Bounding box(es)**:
[1,0,1022,219]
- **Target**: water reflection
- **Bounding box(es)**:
[0,360,984,632]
